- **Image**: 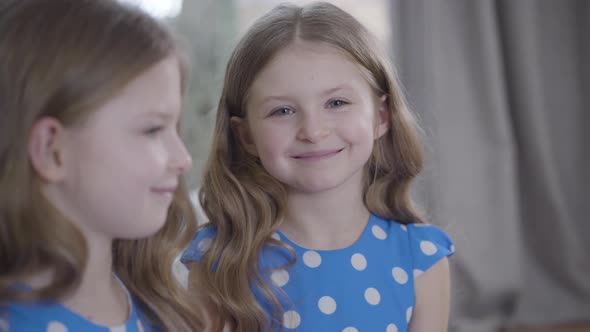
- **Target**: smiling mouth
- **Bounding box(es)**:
[293,148,344,160]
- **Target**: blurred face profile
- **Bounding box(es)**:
[47,56,192,240]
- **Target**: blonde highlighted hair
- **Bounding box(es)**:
[0,0,203,330]
[192,2,425,331]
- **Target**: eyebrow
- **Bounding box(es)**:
[257,84,355,105]
[144,109,179,120]
[320,84,354,96]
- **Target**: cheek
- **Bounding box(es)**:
[252,124,289,153]
[257,142,287,163]
[87,137,164,183]
[339,114,376,141]
[254,122,284,138]
[128,141,167,164]
[253,134,290,172]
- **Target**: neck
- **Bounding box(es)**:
[62,233,129,325]
[36,186,130,325]
[282,177,370,250]
[27,232,129,326]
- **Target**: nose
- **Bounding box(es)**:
[296,112,331,143]
[168,132,193,176]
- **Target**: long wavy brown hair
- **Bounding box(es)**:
[191,2,426,331]
[0,0,203,330]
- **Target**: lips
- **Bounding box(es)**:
[293,148,344,160]
[151,185,177,194]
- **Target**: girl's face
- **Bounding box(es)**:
[45,56,192,241]
[236,41,389,196]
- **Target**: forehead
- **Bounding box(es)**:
[249,41,371,97]
[86,56,183,123]
[115,57,182,111]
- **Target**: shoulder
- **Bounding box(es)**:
[406,222,453,249]
[365,214,410,245]
[1,302,76,332]
[369,216,453,331]
[180,224,217,265]
[405,222,454,275]
[370,214,455,274]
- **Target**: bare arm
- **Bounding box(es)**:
[408,257,451,332]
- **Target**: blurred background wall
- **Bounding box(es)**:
[122,1,590,331]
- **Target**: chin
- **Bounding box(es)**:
[118,219,168,240]
[291,180,343,194]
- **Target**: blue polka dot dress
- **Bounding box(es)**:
[0,281,156,332]
[182,213,454,332]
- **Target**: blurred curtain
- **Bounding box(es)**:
[173,0,236,188]
[389,0,590,331]
[170,0,236,285]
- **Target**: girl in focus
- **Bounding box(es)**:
[184,2,453,331]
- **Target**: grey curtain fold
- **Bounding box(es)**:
[497,0,590,327]
[389,0,590,331]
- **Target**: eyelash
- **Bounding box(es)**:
[270,107,295,117]
[326,99,349,108]
[269,99,350,117]
[144,125,165,135]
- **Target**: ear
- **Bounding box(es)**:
[28,117,68,182]
[374,94,390,139]
[230,116,258,156]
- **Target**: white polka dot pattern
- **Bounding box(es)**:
[406,306,413,322]
[197,238,213,252]
[420,240,437,255]
[181,215,454,331]
[271,269,290,287]
[371,225,387,240]
[137,319,145,332]
[392,267,409,284]
[351,253,367,271]
[342,327,359,332]
[47,321,68,332]
[387,323,398,332]
[303,250,322,268]
[282,310,301,329]
[318,296,337,314]
[364,287,381,305]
